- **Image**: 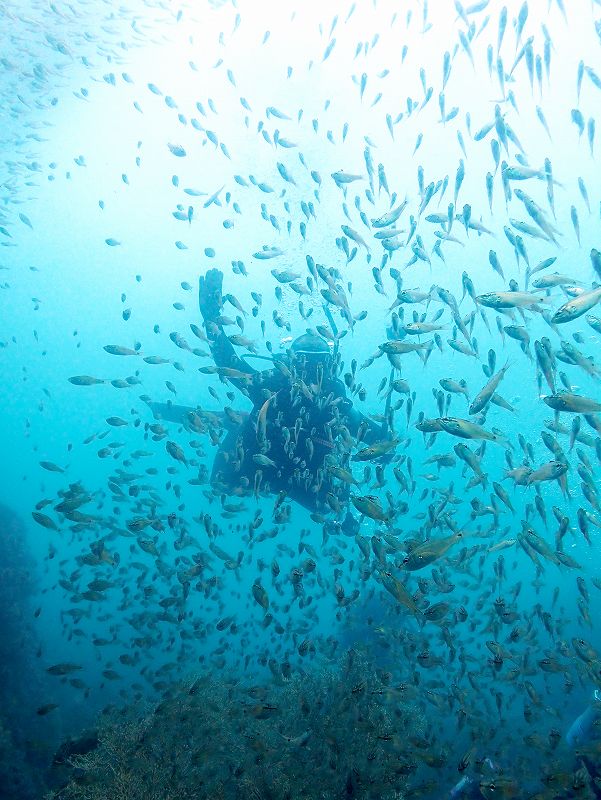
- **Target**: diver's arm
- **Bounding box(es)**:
[209,326,287,405]
[142,398,244,431]
[199,269,258,397]
[346,367,395,445]
[346,406,386,445]
[144,400,197,424]
[332,375,387,444]
[210,330,256,381]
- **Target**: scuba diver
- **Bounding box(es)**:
[566,689,601,748]
[447,758,500,800]
[563,689,601,799]
[442,692,601,800]
[146,268,388,516]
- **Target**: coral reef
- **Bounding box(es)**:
[48,652,422,800]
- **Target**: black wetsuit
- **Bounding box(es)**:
[207,328,382,512]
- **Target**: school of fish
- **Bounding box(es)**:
[3,0,601,797]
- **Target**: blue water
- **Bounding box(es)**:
[1,0,601,797]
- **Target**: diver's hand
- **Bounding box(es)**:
[199,269,223,322]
